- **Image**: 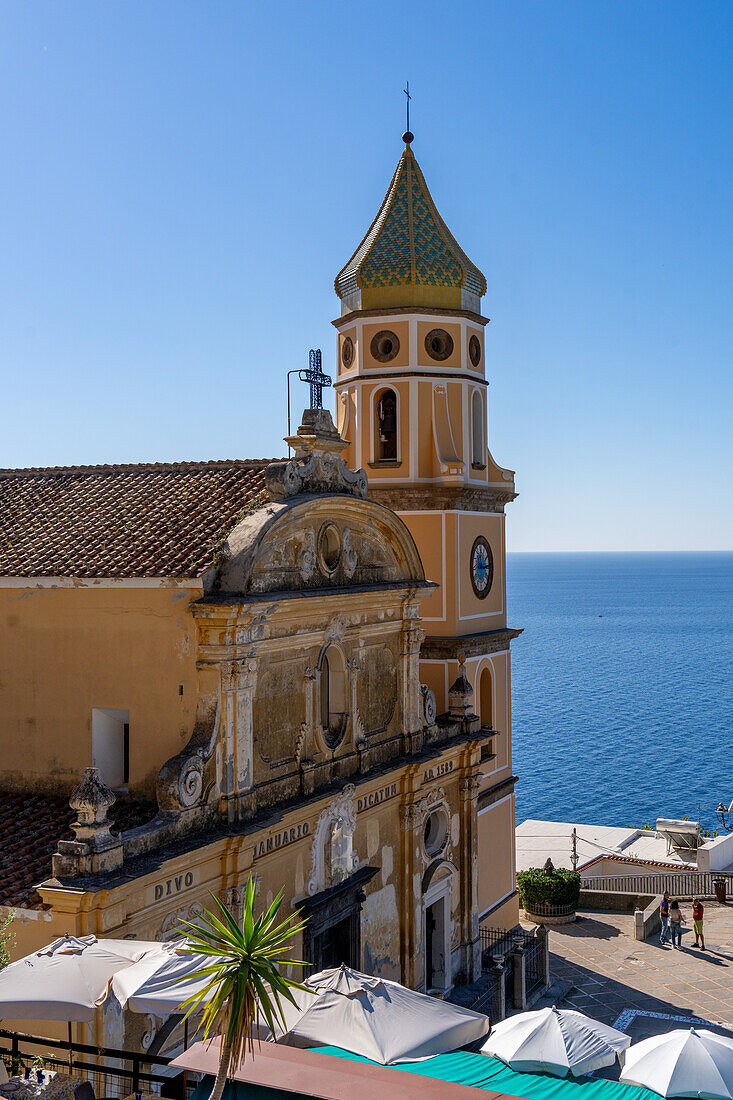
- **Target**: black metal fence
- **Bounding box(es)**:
[0,1029,195,1100]
[479,926,528,965]
[523,932,542,997]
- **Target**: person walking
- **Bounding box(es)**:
[660,891,671,945]
[669,899,686,948]
[692,897,706,950]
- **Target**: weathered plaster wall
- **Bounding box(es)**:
[0,585,199,796]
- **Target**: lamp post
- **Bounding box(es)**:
[715,799,733,833]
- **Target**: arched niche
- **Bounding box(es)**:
[318,643,348,750]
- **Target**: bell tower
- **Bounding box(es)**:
[333,133,521,928]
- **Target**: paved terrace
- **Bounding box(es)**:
[544,902,733,1041]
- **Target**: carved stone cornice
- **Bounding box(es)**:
[365,485,516,513]
[421,627,523,660]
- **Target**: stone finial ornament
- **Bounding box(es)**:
[52,767,124,878]
[448,651,475,718]
[266,409,368,501]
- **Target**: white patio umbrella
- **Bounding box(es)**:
[481,1005,631,1077]
[112,940,321,1042]
[0,934,159,1022]
[620,1029,733,1099]
[278,963,489,1065]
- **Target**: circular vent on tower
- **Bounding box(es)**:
[425,328,454,362]
[370,330,400,363]
[469,334,482,368]
[341,336,354,368]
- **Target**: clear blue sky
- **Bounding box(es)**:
[2,1,731,551]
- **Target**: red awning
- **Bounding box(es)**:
[171,1038,528,1100]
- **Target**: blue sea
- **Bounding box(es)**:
[508,553,733,832]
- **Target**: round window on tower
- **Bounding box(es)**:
[469,334,482,368]
[423,809,449,858]
[425,328,454,362]
[341,336,354,369]
[370,330,400,363]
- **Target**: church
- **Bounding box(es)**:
[0,133,520,1042]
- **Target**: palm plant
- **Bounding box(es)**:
[178,877,308,1100]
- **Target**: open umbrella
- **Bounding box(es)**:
[278,963,489,1064]
[0,934,159,1022]
[481,1005,631,1077]
[620,1029,733,1099]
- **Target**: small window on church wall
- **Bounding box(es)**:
[319,646,348,748]
[92,708,129,790]
[376,389,398,462]
[471,390,484,467]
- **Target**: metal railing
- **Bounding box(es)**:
[582,870,733,899]
[479,926,527,962]
[523,900,576,918]
[523,933,542,996]
[0,1028,194,1100]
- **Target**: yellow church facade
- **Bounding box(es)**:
[0,136,521,1049]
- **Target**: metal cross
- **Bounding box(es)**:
[299,348,331,410]
[403,81,411,133]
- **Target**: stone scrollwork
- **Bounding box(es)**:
[141,1014,159,1051]
[325,614,348,644]
[299,528,317,580]
[420,684,437,726]
[342,528,358,578]
[178,755,204,808]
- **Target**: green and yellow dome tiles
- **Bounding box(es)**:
[335,143,487,313]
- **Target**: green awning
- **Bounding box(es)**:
[191,1048,664,1100]
[314,1047,663,1100]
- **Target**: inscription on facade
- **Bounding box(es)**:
[254,822,310,859]
[423,760,453,783]
[151,870,197,903]
[356,783,398,812]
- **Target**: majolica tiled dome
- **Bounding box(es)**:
[335,144,486,314]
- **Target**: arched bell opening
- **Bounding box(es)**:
[374,387,399,463]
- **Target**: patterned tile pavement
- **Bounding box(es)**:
[544,903,733,1038]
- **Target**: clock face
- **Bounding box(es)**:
[470,536,493,599]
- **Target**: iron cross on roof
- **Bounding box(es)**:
[299,349,331,409]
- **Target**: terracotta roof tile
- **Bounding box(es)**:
[0,460,274,578]
[0,790,156,909]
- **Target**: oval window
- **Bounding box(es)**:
[469,334,482,367]
[423,809,449,857]
[318,523,342,575]
[341,336,354,368]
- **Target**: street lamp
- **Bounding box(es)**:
[715,799,733,833]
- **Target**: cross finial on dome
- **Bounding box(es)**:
[402,80,413,145]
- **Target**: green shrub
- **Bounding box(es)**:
[517,867,581,910]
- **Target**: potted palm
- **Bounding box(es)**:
[179,877,307,1100]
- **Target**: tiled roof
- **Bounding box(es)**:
[0,790,156,909]
[0,460,273,578]
[335,145,486,308]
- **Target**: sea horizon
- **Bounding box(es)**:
[507,550,733,835]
